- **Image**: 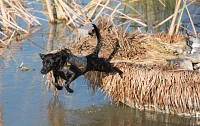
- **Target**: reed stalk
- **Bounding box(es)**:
[93,0,110,21]
[159,0,165,7]
[175,0,186,34]
[92,1,147,27]
[154,0,194,30]
[45,0,54,22]
[168,0,181,36]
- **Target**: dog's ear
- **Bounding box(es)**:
[39,53,46,60]
[56,50,67,57]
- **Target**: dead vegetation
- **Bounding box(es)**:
[43,0,147,27]
[0,0,41,47]
[67,18,184,66]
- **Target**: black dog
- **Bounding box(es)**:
[40,24,123,93]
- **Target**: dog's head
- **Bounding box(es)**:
[39,53,57,74]
[39,50,70,74]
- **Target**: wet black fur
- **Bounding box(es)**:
[39,24,123,93]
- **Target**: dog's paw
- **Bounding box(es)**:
[55,83,63,90]
[66,87,74,93]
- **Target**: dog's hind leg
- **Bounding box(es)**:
[53,71,63,90]
[113,67,123,78]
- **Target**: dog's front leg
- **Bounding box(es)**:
[53,71,63,90]
[64,70,75,93]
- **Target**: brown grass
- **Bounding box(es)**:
[0,0,41,47]
[102,64,200,116]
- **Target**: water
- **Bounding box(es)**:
[0,0,200,126]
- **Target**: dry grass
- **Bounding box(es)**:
[67,17,183,65]
[43,0,199,37]
[43,0,146,27]
[102,64,200,116]
[0,0,41,47]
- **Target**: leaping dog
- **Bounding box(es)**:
[39,24,123,93]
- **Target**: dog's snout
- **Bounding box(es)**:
[40,69,46,74]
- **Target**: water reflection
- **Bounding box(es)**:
[47,97,65,126]
[62,103,198,126]
[46,23,75,53]
[0,105,3,126]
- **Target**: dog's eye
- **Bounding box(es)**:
[47,61,51,66]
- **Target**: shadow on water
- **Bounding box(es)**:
[0,0,200,126]
[47,96,200,126]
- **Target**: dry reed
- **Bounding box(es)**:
[43,0,146,27]
[0,0,41,47]
[43,0,199,37]
[154,0,196,36]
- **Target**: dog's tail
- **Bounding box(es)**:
[91,24,102,56]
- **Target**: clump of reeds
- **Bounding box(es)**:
[84,62,200,117]
[45,17,200,117]
[43,0,90,25]
[0,0,41,47]
[71,18,200,116]
[102,64,200,117]
[44,0,198,39]
[43,0,147,28]
[67,17,184,66]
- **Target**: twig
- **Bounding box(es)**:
[122,2,140,15]
[94,0,110,21]
[184,0,197,35]
[7,30,15,45]
[88,0,103,19]
[0,39,7,46]
[123,22,131,37]
[58,0,77,26]
[0,15,28,33]
[159,0,165,7]
[108,2,121,20]
[154,0,194,29]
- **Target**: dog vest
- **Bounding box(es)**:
[68,56,87,72]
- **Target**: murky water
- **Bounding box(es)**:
[0,0,200,126]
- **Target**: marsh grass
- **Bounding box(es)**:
[42,0,147,27]
[0,0,41,47]
[45,18,200,117]
[42,0,199,37]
